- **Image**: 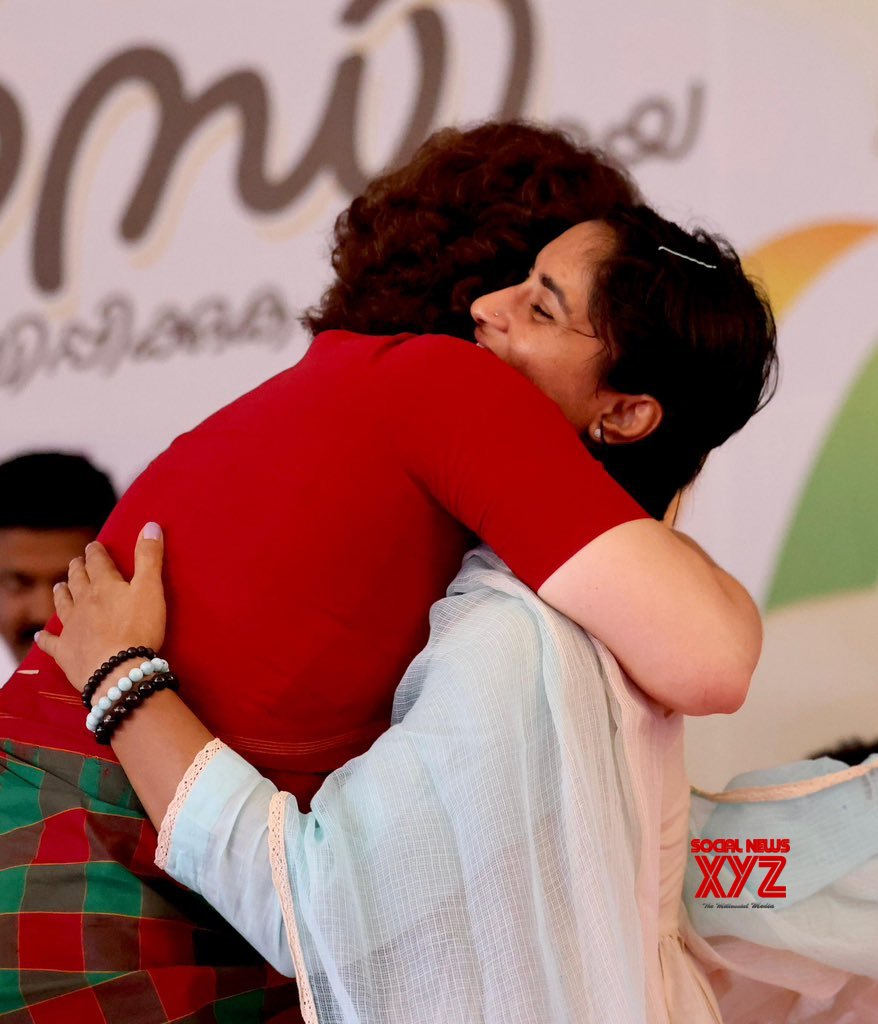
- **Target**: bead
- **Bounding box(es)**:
[150,657,164,673]
[85,715,98,732]
[127,647,138,656]
[123,692,139,707]
[91,705,105,720]
[140,661,155,677]
[101,662,111,673]
[98,695,112,711]
[107,686,122,701]
[139,679,155,695]
[114,704,128,717]
[118,678,133,692]
[128,667,144,683]
[159,659,169,673]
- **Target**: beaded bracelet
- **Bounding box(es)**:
[81,646,155,709]
[94,671,179,746]
[85,657,169,733]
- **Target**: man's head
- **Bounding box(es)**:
[0,453,117,662]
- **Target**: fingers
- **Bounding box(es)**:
[133,522,164,585]
[53,581,74,623]
[83,541,123,583]
[67,555,90,598]
[34,628,61,661]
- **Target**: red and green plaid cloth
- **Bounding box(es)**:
[0,737,301,1023]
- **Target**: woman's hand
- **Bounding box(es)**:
[36,523,167,692]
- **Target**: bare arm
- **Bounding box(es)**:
[538,518,762,716]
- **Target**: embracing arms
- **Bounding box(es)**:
[539,520,762,716]
[390,336,763,717]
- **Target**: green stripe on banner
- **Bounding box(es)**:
[767,341,878,609]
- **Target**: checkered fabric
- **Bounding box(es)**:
[0,739,301,1023]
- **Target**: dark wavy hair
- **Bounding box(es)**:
[304,122,776,519]
[584,205,778,517]
[302,121,638,341]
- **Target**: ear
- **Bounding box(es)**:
[593,393,663,445]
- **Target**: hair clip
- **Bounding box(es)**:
[657,245,717,270]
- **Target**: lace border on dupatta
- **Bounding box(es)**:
[155,737,224,869]
[269,790,318,1024]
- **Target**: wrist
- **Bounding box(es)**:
[83,653,176,744]
[88,656,151,707]
[81,645,159,708]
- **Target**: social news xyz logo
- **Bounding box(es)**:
[690,838,790,899]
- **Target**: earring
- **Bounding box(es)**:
[593,420,607,445]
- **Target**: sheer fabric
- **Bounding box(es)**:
[271,548,719,1023]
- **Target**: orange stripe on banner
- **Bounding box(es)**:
[745,220,878,319]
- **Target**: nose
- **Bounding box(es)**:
[470,287,513,329]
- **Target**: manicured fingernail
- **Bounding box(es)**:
[33,631,41,642]
[143,522,162,540]
[53,583,63,592]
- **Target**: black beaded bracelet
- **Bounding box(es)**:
[82,646,155,709]
[93,672,179,746]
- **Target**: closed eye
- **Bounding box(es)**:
[531,303,554,321]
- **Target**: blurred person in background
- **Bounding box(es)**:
[0,452,116,679]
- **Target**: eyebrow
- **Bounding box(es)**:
[539,273,571,316]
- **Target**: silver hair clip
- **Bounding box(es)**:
[657,245,717,270]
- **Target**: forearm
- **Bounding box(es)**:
[539,519,762,715]
[88,666,293,971]
[91,659,215,830]
[669,528,763,673]
[158,741,294,975]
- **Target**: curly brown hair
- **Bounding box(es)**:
[302,121,638,341]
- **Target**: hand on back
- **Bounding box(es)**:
[36,524,167,692]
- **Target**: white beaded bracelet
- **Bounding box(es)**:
[85,656,169,732]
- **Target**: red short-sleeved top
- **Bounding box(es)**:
[2,332,647,804]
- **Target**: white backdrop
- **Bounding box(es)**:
[2,0,877,786]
